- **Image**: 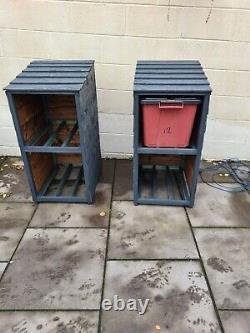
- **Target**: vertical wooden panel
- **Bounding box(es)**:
[28,153,53,192]
[13,94,45,143]
[184,155,195,191]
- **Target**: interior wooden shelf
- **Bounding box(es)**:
[37,163,88,203]
[138,164,190,205]
[24,120,81,153]
[137,145,198,155]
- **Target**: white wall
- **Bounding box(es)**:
[0,0,249,159]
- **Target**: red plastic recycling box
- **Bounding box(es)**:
[141,98,200,148]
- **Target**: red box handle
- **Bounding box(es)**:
[158,101,184,110]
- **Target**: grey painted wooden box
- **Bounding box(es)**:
[4,60,101,203]
[133,60,212,207]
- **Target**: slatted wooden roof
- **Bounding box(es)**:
[134,60,212,94]
[5,60,93,92]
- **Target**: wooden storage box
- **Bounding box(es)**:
[5,60,101,203]
[133,60,212,207]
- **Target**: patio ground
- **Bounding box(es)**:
[0,157,249,333]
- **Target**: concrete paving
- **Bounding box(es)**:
[0,157,32,202]
[0,203,35,260]
[102,261,220,333]
[0,157,249,332]
[109,201,198,259]
[0,263,7,278]
[30,184,112,228]
[113,159,133,200]
[188,184,250,227]
[0,228,107,309]
[194,229,250,309]
[219,311,250,333]
[0,311,99,333]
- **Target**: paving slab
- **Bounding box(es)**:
[195,229,250,309]
[30,183,112,228]
[0,203,36,261]
[108,201,198,259]
[0,311,99,333]
[0,157,32,202]
[102,260,221,333]
[113,159,133,200]
[187,184,250,227]
[0,262,7,278]
[0,228,107,309]
[219,311,250,333]
[100,159,115,184]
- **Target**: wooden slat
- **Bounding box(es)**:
[151,165,157,197]
[44,120,66,146]
[27,125,50,146]
[165,166,173,199]
[20,72,88,78]
[135,73,206,79]
[137,64,202,69]
[13,77,85,84]
[136,69,204,74]
[55,164,73,196]
[6,83,83,91]
[71,167,83,196]
[39,167,58,196]
[137,60,200,65]
[134,84,211,92]
[23,67,90,72]
[134,79,209,85]
[61,123,78,147]
[28,63,92,68]
[31,60,93,65]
